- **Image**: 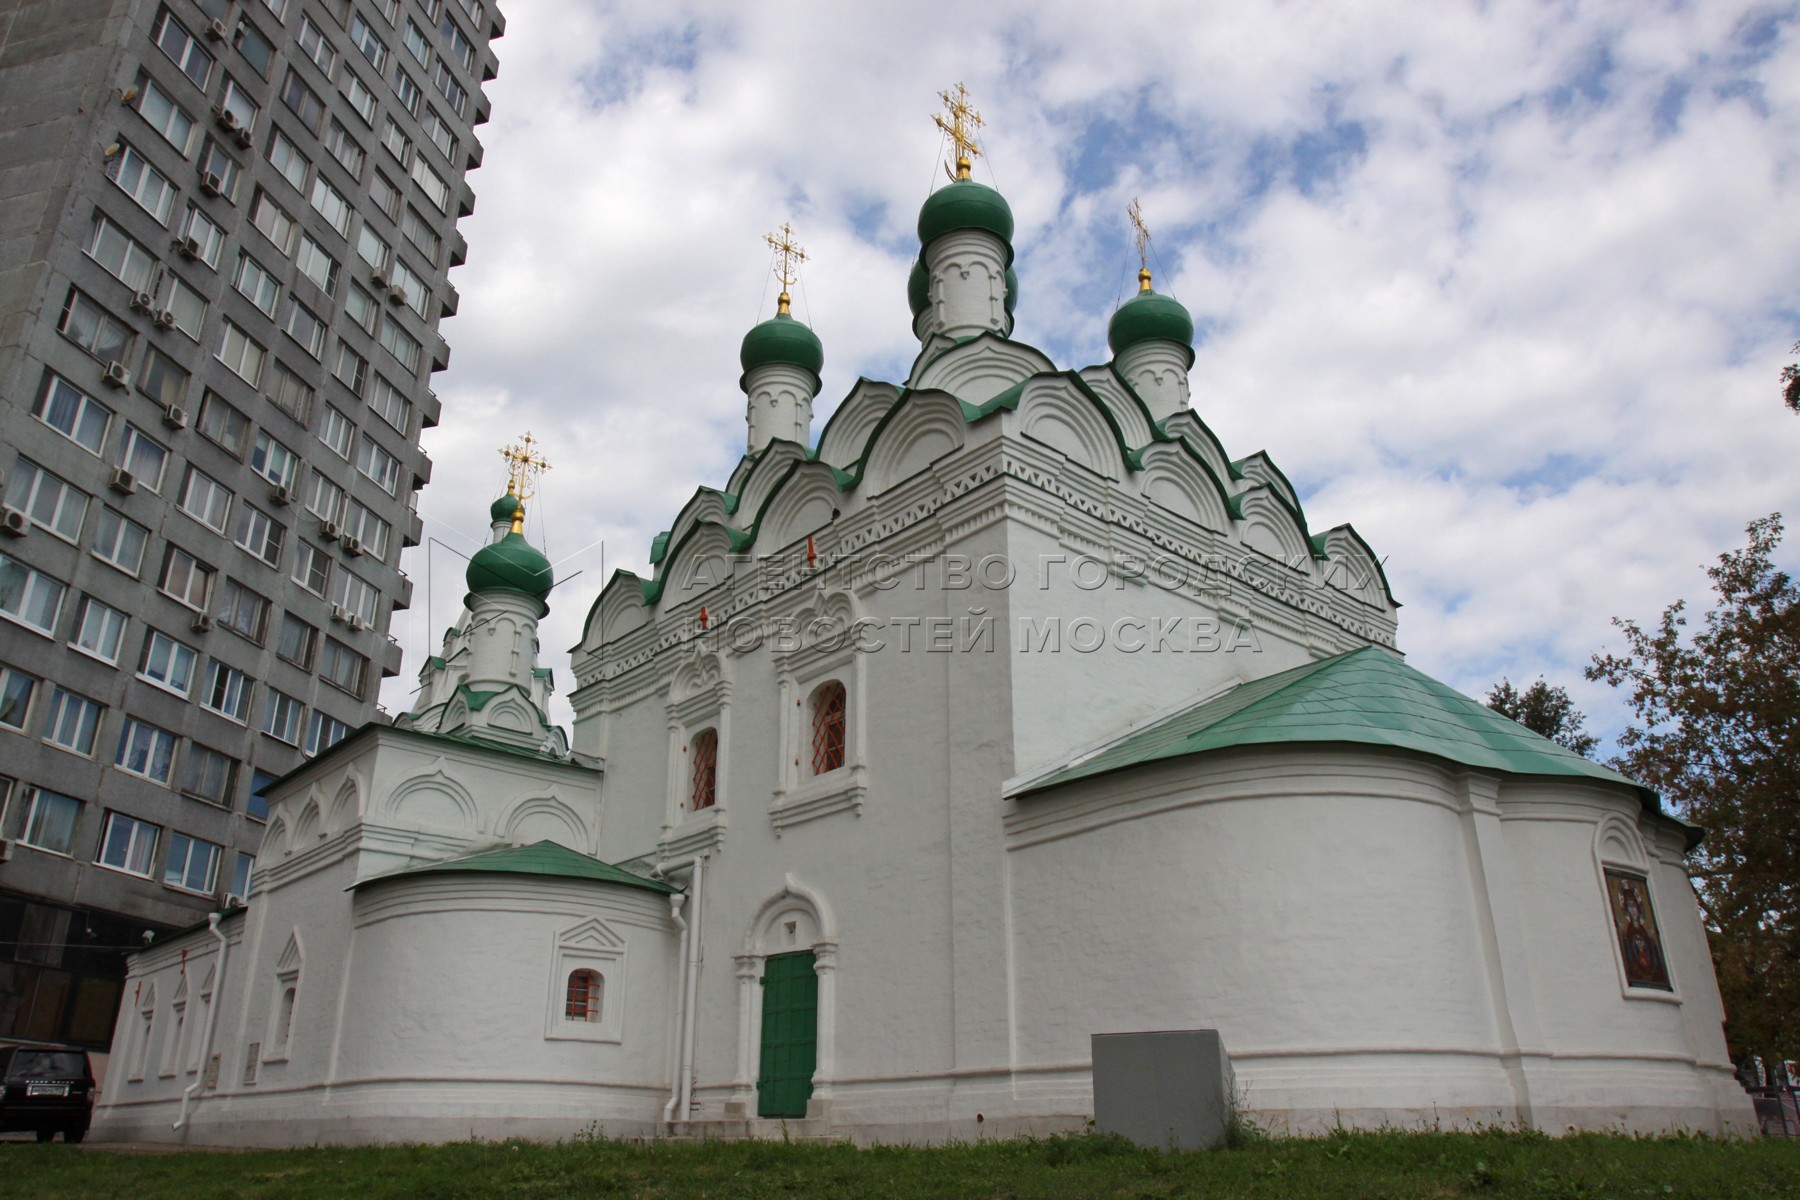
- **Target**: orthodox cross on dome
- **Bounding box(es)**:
[500,433,551,533]
[1127,197,1154,292]
[764,222,807,316]
[934,82,984,181]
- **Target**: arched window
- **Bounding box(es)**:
[564,969,603,1022]
[690,728,718,810]
[809,680,846,775]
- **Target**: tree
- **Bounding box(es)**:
[1785,341,1799,415]
[1485,677,1598,757]
[1587,514,1800,1071]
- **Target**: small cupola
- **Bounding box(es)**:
[914,84,1015,343]
[741,223,824,453]
[1108,201,1195,421]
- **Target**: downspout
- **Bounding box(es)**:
[172,912,229,1131]
[654,854,706,1125]
[659,890,689,1124]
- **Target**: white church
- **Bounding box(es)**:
[91,118,1755,1144]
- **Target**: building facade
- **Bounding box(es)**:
[90,156,1755,1145]
[0,0,501,1050]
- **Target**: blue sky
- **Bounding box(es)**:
[385,0,1800,751]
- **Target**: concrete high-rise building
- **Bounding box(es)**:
[0,0,501,1050]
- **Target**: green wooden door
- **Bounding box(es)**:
[757,951,817,1118]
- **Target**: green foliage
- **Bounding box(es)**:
[1588,514,1800,1067]
[1485,677,1599,757]
[5,1131,1797,1199]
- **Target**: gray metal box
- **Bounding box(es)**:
[1091,1029,1234,1151]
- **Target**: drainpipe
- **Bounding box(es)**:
[654,854,706,1125]
[659,891,689,1124]
[172,912,229,1131]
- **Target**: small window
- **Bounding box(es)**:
[93,507,149,575]
[0,551,67,635]
[183,743,236,807]
[117,424,169,491]
[34,373,112,455]
[139,346,191,408]
[165,832,222,893]
[160,545,214,610]
[17,786,81,855]
[139,630,199,697]
[59,290,132,362]
[154,9,214,89]
[1,665,39,731]
[180,203,227,270]
[44,686,103,755]
[809,681,847,774]
[116,718,177,784]
[690,728,717,811]
[564,969,602,1022]
[98,811,160,876]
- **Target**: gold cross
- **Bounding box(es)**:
[934,83,984,181]
[764,222,807,315]
[500,434,551,530]
[1127,197,1153,291]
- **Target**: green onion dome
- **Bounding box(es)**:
[1107,284,1195,357]
[466,531,553,604]
[738,309,823,390]
[917,178,1015,263]
[489,491,524,524]
[908,261,1017,319]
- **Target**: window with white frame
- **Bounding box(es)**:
[771,593,868,831]
[116,424,169,491]
[215,577,269,642]
[234,18,274,77]
[350,14,388,69]
[545,918,625,1042]
[267,361,314,424]
[344,500,390,559]
[71,595,128,664]
[58,289,131,362]
[319,636,365,695]
[138,346,190,409]
[158,544,214,610]
[197,137,241,202]
[232,503,284,566]
[179,466,233,533]
[267,127,310,191]
[153,8,214,88]
[0,664,38,731]
[233,250,280,315]
[164,832,222,893]
[86,215,155,291]
[292,539,331,595]
[430,58,466,117]
[401,204,440,260]
[139,630,198,697]
[330,568,378,625]
[201,659,252,723]
[5,459,90,542]
[105,144,176,223]
[284,298,327,358]
[369,373,410,433]
[409,154,450,212]
[16,786,81,855]
[276,612,317,668]
[371,168,401,220]
[308,175,351,236]
[378,315,421,373]
[196,390,250,456]
[216,320,266,386]
[167,275,207,338]
[320,404,354,458]
[33,373,112,455]
[322,118,364,176]
[392,66,422,115]
[231,851,256,900]
[92,507,148,576]
[305,468,343,520]
[0,553,67,636]
[178,203,226,270]
[333,341,368,393]
[181,743,234,807]
[116,718,177,785]
[250,429,298,487]
[305,710,351,755]
[354,436,400,494]
[44,686,103,755]
[296,15,336,73]
[355,222,391,272]
[249,188,295,253]
[217,76,259,133]
[390,258,429,317]
[296,235,340,294]
[98,811,159,876]
[342,70,377,125]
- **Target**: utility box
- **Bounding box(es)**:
[1091,1029,1234,1151]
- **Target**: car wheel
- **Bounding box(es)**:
[34,1129,55,1143]
[64,1127,86,1145]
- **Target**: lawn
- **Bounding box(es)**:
[5,1129,1798,1199]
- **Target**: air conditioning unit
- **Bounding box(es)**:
[329,603,349,624]
[369,269,389,288]
[101,360,130,388]
[205,17,229,40]
[0,508,27,537]
[191,611,215,632]
[175,235,202,259]
[342,536,364,557]
[347,613,368,632]
[386,286,406,305]
[119,86,139,105]
[199,171,224,197]
[162,404,189,429]
[129,291,155,313]
[270,482,295,506]
[320,520,342,541]
[213,106,240,132]
[109,467,137,494]
[233,127,254,149]
[153,309,177,330]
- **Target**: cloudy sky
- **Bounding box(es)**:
[384,0,1800,752]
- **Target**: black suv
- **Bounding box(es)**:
[0,1042,95,1143]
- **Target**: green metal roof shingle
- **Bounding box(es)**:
[355,840,676,894]
[1015,646,1659,807]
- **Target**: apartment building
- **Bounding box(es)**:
[0,0,501,1048]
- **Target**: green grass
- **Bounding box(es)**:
[5,1129,1798,1199]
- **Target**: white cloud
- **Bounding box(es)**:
[384,0,1800,753]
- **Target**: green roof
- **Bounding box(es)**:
[466,531,553,603]
[739,311,823,386]
[1108,287,1195,358]
[1015,646,1669,815]
[356,840,676,894]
